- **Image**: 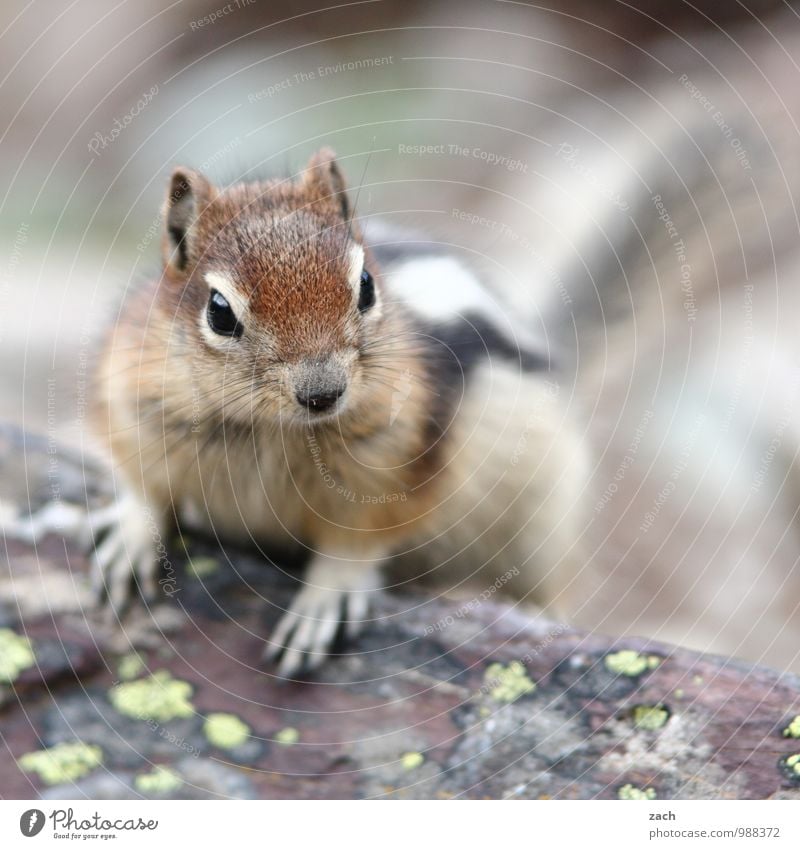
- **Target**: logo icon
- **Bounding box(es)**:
[390,368,413,425]
[19,809,45,837]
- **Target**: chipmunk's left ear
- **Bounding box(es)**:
[302,148,351,221]
[163,167,217,274]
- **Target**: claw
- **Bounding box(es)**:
[87,494,159,614]
[264,556,382,677]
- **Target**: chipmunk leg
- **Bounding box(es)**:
[88,490,165,612]
[264,552,385,677]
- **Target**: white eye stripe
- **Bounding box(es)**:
[204,271,249,319]
[347,245,365,291]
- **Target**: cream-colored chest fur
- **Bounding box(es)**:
[147,359,586,599]
[160,411,428,553]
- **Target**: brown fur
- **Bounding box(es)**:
[90,149,587,671]
[94,151,465,552]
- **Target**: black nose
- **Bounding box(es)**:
[295,385,345,412]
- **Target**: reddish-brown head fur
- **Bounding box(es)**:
[155,149,394,428]
[163,149,369,357]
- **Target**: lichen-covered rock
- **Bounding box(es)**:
[0,628,35,682]
[2,422,800,800]
[18,742,103,785]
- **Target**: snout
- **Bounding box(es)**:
[295,384,345,412]
[292,358,348,416]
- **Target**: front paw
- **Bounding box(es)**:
[263,574,375,677]
[88,494,160,613]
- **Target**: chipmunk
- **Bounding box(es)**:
[90,148,587,675]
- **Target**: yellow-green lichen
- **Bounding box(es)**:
[117,653,145,681]
[484,661,536,702]
[400,751,425,770]
[0,628,35,683]
[204,713,250,749]
[274,727,300,746]
[18,742,102,785]
[783,717,800,739]
[134,765,183,795]
[187,557,219,579]
[618,783,657,800]
[109,670,193,722]
[784,753,800,776]
[632,705,670,731]
[605,650,660,677]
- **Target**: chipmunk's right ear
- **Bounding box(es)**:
[163,168,216,273]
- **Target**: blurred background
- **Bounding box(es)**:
[3,0,800,670]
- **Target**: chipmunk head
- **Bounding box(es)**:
[161,149,387,428]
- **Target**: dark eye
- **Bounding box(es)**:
[358,269,375,313]
[207,289,243,338]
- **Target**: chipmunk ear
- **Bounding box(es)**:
[302,148,350,221]
[163,167,216,273]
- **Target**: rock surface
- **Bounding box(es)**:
[1,422,800,800]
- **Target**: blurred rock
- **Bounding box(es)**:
[2,423,800,799]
